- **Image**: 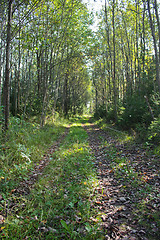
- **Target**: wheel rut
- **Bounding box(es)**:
[15,126,70,196]
[83,122,158,240]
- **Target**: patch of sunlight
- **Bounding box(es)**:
[89,177,99,188]
[101,140,112,148]
[121,134,133,143]
[74,146,86,153]
[84,122,92,126]
[70,122,82,127]
[118,162,126,168]
[60,140,88,155]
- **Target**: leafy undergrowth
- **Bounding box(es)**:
[0,119,104,239]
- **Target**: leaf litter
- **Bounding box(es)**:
[83,122,160,240]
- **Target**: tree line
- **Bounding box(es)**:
[0,0,92,130]
[0,0,160,133]
[92,0,160,130]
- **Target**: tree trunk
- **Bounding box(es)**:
[40,89,48,127]
[122,13,133,95]
[104,0,113,107]
[147,0,160,93]
[154,0,160,65]
[0,24,2,108]
[17,7,21,115]
[112,0,117,121]
[3,0,12,131]
[64,71,68,117]
[142,0,146,78]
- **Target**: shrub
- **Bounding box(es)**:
[135,123,148,141]
[94,105,106,119]
[148,116,160,144]
[151,92,160,117]
[118,94,150,129]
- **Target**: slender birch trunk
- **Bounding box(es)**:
[3,0,12,131]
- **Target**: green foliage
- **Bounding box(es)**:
[25,93,43,116]
[148,116,160,144]
[132,92,160,142]
[93,105,115,123]
[93,93,154,133]
[151,92,160,117]
[118,94,151,129]
[105,107,116,123]
[134,123,147,141]
[93,105,106,119]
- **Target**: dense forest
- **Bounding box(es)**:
[0,0,160,239]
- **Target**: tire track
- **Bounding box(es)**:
[83,122,152,240]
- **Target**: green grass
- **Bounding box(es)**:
[95,118,134,144]
[0,116,67,196]
[0,117,104,239]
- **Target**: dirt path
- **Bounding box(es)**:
[83,122,160,240]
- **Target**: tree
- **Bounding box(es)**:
[147,0,160,93]
[3,0,12,131]
[90,0,160,126]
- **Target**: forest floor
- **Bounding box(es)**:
[83,118,160,240]
[0,116,159,239]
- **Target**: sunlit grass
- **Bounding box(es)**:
[0,116,67,198]
[1,118,104,239]
[95,118,134,144]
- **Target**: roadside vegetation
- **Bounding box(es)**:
[0,116,67,238]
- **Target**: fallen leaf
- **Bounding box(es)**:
[0,227,5,231]
[0,215,4,224]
